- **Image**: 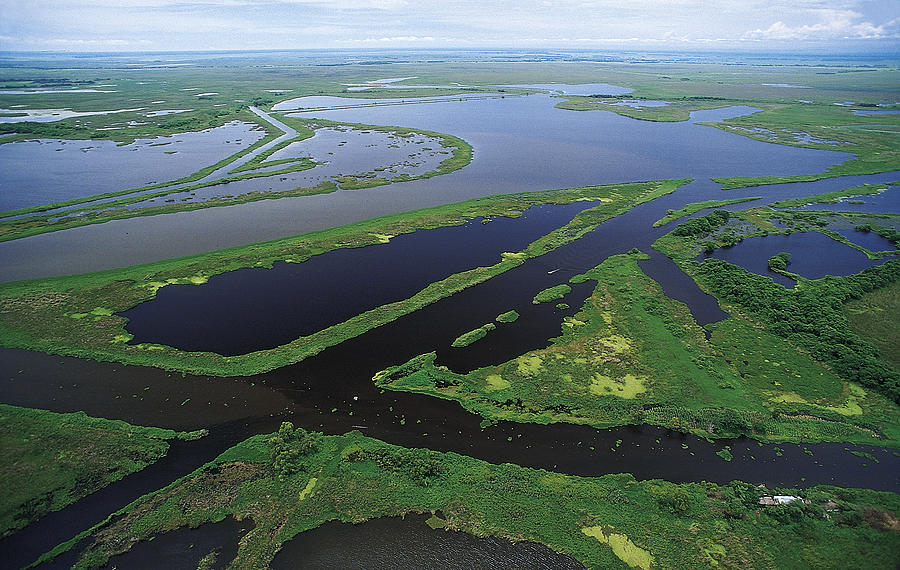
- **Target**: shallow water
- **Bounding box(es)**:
[0,94,856,280]
[0,121,264,211]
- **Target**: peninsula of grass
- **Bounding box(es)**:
[0,180,687,377]
[711,103,900,189]
[228,120,315,174]
[41,428,900,570]
[0,403,203,539]
[375,251,900,447]
[555,95,744,122]
[653,197,761,227]
[769,183,896,209]
[532,283,572,304]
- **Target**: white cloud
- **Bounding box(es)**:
[743,9,900,40]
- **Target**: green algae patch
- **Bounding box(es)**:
[770,383,866,417]
[425,514,447,529]
[298,477,317,501]
[589,373,647,399]
[485,375,511,392]
[581,525,653,570]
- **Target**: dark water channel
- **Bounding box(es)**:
[122,201,591,355]
[2,341,898,568]
[101,516,254,570]
[270,514,584,569]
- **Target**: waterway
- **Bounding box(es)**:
[0,90,856,281]
[1,86,899,568]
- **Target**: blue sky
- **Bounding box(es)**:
[1,0,898,52]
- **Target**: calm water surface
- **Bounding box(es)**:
[701,232,894,288]
[0,92,855,280]
[271,514,584,569]
[0,121,264,211]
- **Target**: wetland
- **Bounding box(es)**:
[0,50,898,569]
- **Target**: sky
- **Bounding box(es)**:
[0,0,898,53]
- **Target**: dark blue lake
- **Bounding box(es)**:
[699,231,894,287]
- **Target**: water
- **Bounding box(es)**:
[699,232,893,288]
[836,228,896,251]
[122,202,591,355]
[100,516,253,570]
[118,126,453,209]
[0,93,854,280]
[271,514,584,569]
[788,184,900,214]
[0,121,264,211]
[852,109,900,116]
[2,87,899,567]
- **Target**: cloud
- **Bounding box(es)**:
[743,9,900,40]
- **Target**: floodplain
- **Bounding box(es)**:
[0,49,898,569]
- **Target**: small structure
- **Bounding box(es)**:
[758,495,811,506]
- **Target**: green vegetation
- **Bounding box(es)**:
[0,115,474,242]
[0,180,685,377]
[532,284,572,304]
[375,252,900,445]
[653,197,760,227]
[496,310,520,323]
[451,323,497,348]
[44,429,900,569]
[556,95,741,122]
[767,251,792,271]
[711,104,900,189]
[844,280,900,372]
[0,403,202,538]
[769,183,895,209]
[653,206,900,406]
[670,209,732,237]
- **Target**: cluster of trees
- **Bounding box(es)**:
[768,251,792,271]
[345,446,445,486]
[672,210,731,237]
[267,421,319,481]
[695,258,900,402]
